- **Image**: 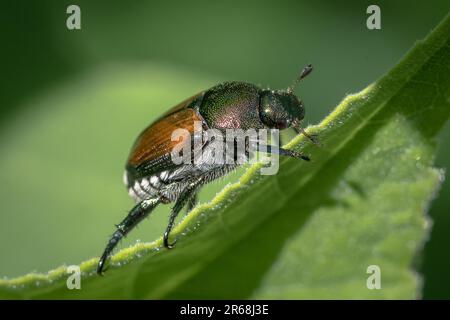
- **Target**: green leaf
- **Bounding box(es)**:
[1,14,449,299]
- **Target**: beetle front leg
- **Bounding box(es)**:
[293,127,320,145]
[164,177,204,249]
[97,197,160,275]
[258,143,311,161]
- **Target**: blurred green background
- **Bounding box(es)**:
[0,0,449,298]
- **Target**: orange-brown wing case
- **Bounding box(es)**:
[127,108,205,168]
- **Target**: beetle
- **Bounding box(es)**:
[97,64,316,274]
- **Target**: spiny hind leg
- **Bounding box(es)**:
[97,197,160,275]
[164,177,204,249]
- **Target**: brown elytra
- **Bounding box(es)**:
[127,108,205,166]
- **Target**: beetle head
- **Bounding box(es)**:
[259,90,304,129]
[259,64,312,130]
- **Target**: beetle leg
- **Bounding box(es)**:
[258,143,310,161]
[186,191,199,214]
[97,197,160,275]
[293,127,320,145]
[279,135,285,147]
[164,177,204,249]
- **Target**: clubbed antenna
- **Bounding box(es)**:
[287,64,313,93]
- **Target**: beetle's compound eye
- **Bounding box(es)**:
[259,90,304,129]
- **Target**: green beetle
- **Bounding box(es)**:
[97,64,316,274]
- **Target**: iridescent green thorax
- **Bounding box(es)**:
[199,82,265,131]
